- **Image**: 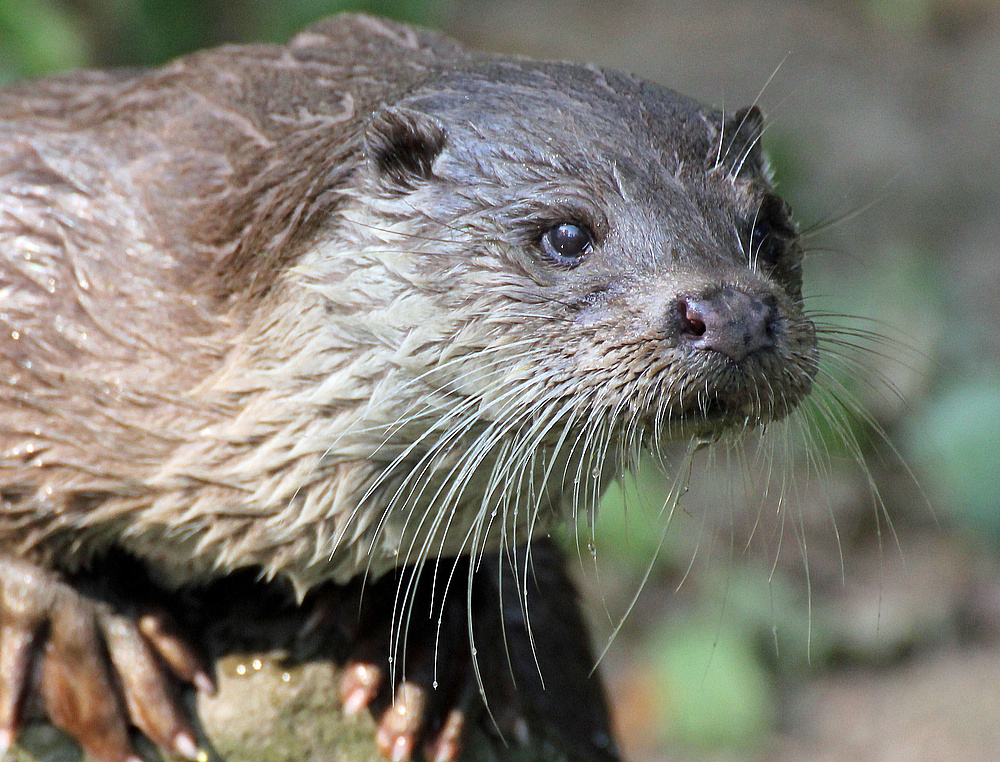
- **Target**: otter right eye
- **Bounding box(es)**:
[539,223,593,266]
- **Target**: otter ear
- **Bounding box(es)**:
[365,106,446,193]
[717,105,765,176]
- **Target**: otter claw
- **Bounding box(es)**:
[340,662,383,717]
[375,681,426,762]
[339,656,474,762]
[101,610,202,758]
[0,556,207,762]
[424,706,466,762]
[137,606,216,695]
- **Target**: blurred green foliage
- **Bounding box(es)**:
[579,454,827,751]
[858,0,935,31]
[646,616,775,749]
[0,0,89,79]
[911,379,1000,545]
[0,0,440,82]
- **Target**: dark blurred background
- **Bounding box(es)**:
[3,1,999,759]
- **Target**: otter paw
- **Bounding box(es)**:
[0,556,212,762]
[303,541,620,762]
[340,646,478,762]
[300,574,480,762]
[348,539,623,762]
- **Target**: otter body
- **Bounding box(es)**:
[0,14,817,761]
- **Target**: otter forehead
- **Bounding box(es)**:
[404,60,720,180]
[380,62,763,278]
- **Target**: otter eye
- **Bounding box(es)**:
[750,218,779,266]
[539,223,593,266]
[745,194,795,269]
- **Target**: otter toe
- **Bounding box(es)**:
[40,591,139,762]
[0,556,208,761]
[101,609,205,760]
[137,605,216,695]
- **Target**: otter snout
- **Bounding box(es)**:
[676,286,778,363]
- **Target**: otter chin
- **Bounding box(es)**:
[0,13,817,762]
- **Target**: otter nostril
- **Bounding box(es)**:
[675,288,777,362]
[679,299,707,337]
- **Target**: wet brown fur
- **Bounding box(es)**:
[0,14,817,595]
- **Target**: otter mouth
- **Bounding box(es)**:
[666,357,816,436]
[631,390,803,443]
[673,400,765,437]
[695,396,742,424]
[669,323,819,432]
[689,393,800,431]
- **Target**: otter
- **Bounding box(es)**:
[0,13,818,762]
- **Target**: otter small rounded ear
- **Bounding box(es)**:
[365,107,446,192]
[717,105,765,176]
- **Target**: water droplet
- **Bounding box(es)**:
[432,680,438,690]
[470,648,477,656]
[591,466,601,479]
[236,664,247,676]
[282,672,291,682]
[252,659,262,671]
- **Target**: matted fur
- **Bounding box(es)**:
[0,14,816,597]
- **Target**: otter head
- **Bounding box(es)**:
[295,60,819,568]
[356,62,817,436]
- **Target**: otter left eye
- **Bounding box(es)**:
[539,223,593,266]
[744,194,795,269]
[750,218,779,266]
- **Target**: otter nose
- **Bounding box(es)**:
[677,286,777,362]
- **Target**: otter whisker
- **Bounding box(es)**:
[381,375,576,642]
[593,436,703,669]
[347,344,558,554]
